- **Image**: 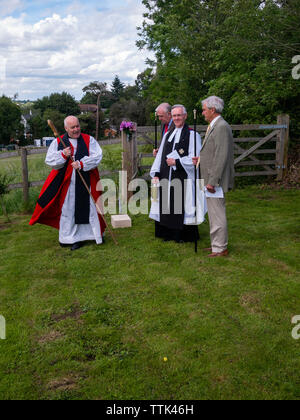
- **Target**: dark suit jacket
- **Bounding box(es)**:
[161,120,175,139]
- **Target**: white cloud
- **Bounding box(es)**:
[0,1,152,100]
[0,0,23,17]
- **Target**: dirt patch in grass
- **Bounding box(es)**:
[50,302,85,323]
[51,310,85,323]
[47,377,78,392]
[240,292,261,314]
[38,330,64,345]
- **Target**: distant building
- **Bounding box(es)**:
[79,104,98,114]
[21,110,33,137]
[42,137,55,147]
[79,104,107,115]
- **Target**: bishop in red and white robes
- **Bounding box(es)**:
[30,116,106,250]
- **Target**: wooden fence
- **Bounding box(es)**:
[0,115,289,203]
[136,114,290,180]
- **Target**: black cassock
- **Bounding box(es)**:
[154,124,199,243]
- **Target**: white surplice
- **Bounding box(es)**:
[149,128,207,225]
[45,136,103,244]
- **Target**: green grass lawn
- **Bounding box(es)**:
[0,186,299,400]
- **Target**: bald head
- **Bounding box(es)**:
[64,116,81,139]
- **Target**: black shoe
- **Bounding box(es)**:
[59,242,70,248]
[71,242,83,251]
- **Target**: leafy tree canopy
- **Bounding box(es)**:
[137,0,300,141]
[0,96,22,144]
[34,92,80,116]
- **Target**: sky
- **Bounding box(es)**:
[0,0,152,101]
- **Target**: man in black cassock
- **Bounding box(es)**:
[150,105,206,243]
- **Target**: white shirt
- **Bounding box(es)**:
[210,115,221,129]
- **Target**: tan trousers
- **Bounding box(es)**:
[206,197,228,253]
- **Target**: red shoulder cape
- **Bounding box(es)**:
[29,133,106,234]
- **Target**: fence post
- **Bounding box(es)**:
[132,127,138,178]
[276,114,290,181]
[21,147,29,204]
[120,129,133,213]
[120,124,138,211]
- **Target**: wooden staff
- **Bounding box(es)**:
[47,120,118,246]
[193,109,198,254]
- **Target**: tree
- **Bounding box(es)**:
[30,112,46,139]
[137,0,300,140]
[43,109,65,136]
[111,75,125,101]
[34,92,80,115]
[0,96,22,144]
[78,111,106,139]
[81,81,114,109]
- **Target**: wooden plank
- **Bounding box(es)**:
[8,182,23,190]
[7,169,119,191]
[231,124,287,131]
[235,170,277,177]
[137,141,152,146]
[0,151,19,159]
[235,160,277,167]
[139,165,152,171]
[234,137,277,143]
[140,153,154,158]
[137,133,154,145]
[234,130,278,164]
[234,142,273,172]
[27,148,48,156]
[234,149,276,155]
[99,138,121,146]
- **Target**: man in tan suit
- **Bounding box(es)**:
[193,96,234,257]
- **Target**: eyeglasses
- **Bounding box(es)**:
[172,114,185,118]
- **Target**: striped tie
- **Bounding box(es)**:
[205,124,211,139]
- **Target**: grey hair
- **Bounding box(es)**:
[202,96,224,114]
[171,104,187,115]
[155,103,172,114]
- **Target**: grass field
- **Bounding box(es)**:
[0,185,299,400]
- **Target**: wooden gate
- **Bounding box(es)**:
[136,114,290,181]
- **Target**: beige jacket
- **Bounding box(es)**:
[200,117,235,193]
